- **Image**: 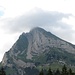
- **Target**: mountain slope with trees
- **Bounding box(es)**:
[1,27,75,75]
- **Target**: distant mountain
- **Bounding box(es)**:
[1,27,75,75]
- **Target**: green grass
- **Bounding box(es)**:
[36,61,75,72]
[0,63,2,68]
[32,53,47,64]
[6,69,16,75]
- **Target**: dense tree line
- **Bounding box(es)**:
[0,65,75,75]
[0,67,6,75]
[39,65,75,75]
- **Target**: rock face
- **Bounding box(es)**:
[1,27,75,75]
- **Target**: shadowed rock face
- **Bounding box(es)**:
[1,27,75,75]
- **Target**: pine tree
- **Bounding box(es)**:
[68,68,73,75]
[47,68,53,75]
[0,67,6,75]
[61,65,68,75]
[39,69,44,75]
[54,68,60,75]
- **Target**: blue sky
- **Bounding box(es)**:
[0,11,4,16]
[0,0,75,61]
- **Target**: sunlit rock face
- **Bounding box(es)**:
[1,27,75,75]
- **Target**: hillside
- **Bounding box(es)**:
[1,27,75,75]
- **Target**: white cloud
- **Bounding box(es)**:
[0,0,75,18]
[2,9,71,33]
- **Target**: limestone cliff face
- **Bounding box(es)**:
[1,27,75,75]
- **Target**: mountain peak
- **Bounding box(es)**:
[1,27,75,75]
[30,27,46,33]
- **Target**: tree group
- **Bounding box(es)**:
[0,67,6,75]
[39,65,75,75]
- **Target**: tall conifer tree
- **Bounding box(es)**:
[47,68,53,75]
[61,65,68,75]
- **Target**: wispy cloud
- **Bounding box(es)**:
[1,9,75,44]
[2,9,71,33]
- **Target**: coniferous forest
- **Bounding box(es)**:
[39,65,75,75]
[0,67,6,75]
[0,65,75,75]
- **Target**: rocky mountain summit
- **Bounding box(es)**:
[1,27,75,75]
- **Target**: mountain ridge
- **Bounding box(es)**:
[1,27,75,75]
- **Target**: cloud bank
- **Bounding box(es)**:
[2,9,75,44]
[3,9,71,32]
